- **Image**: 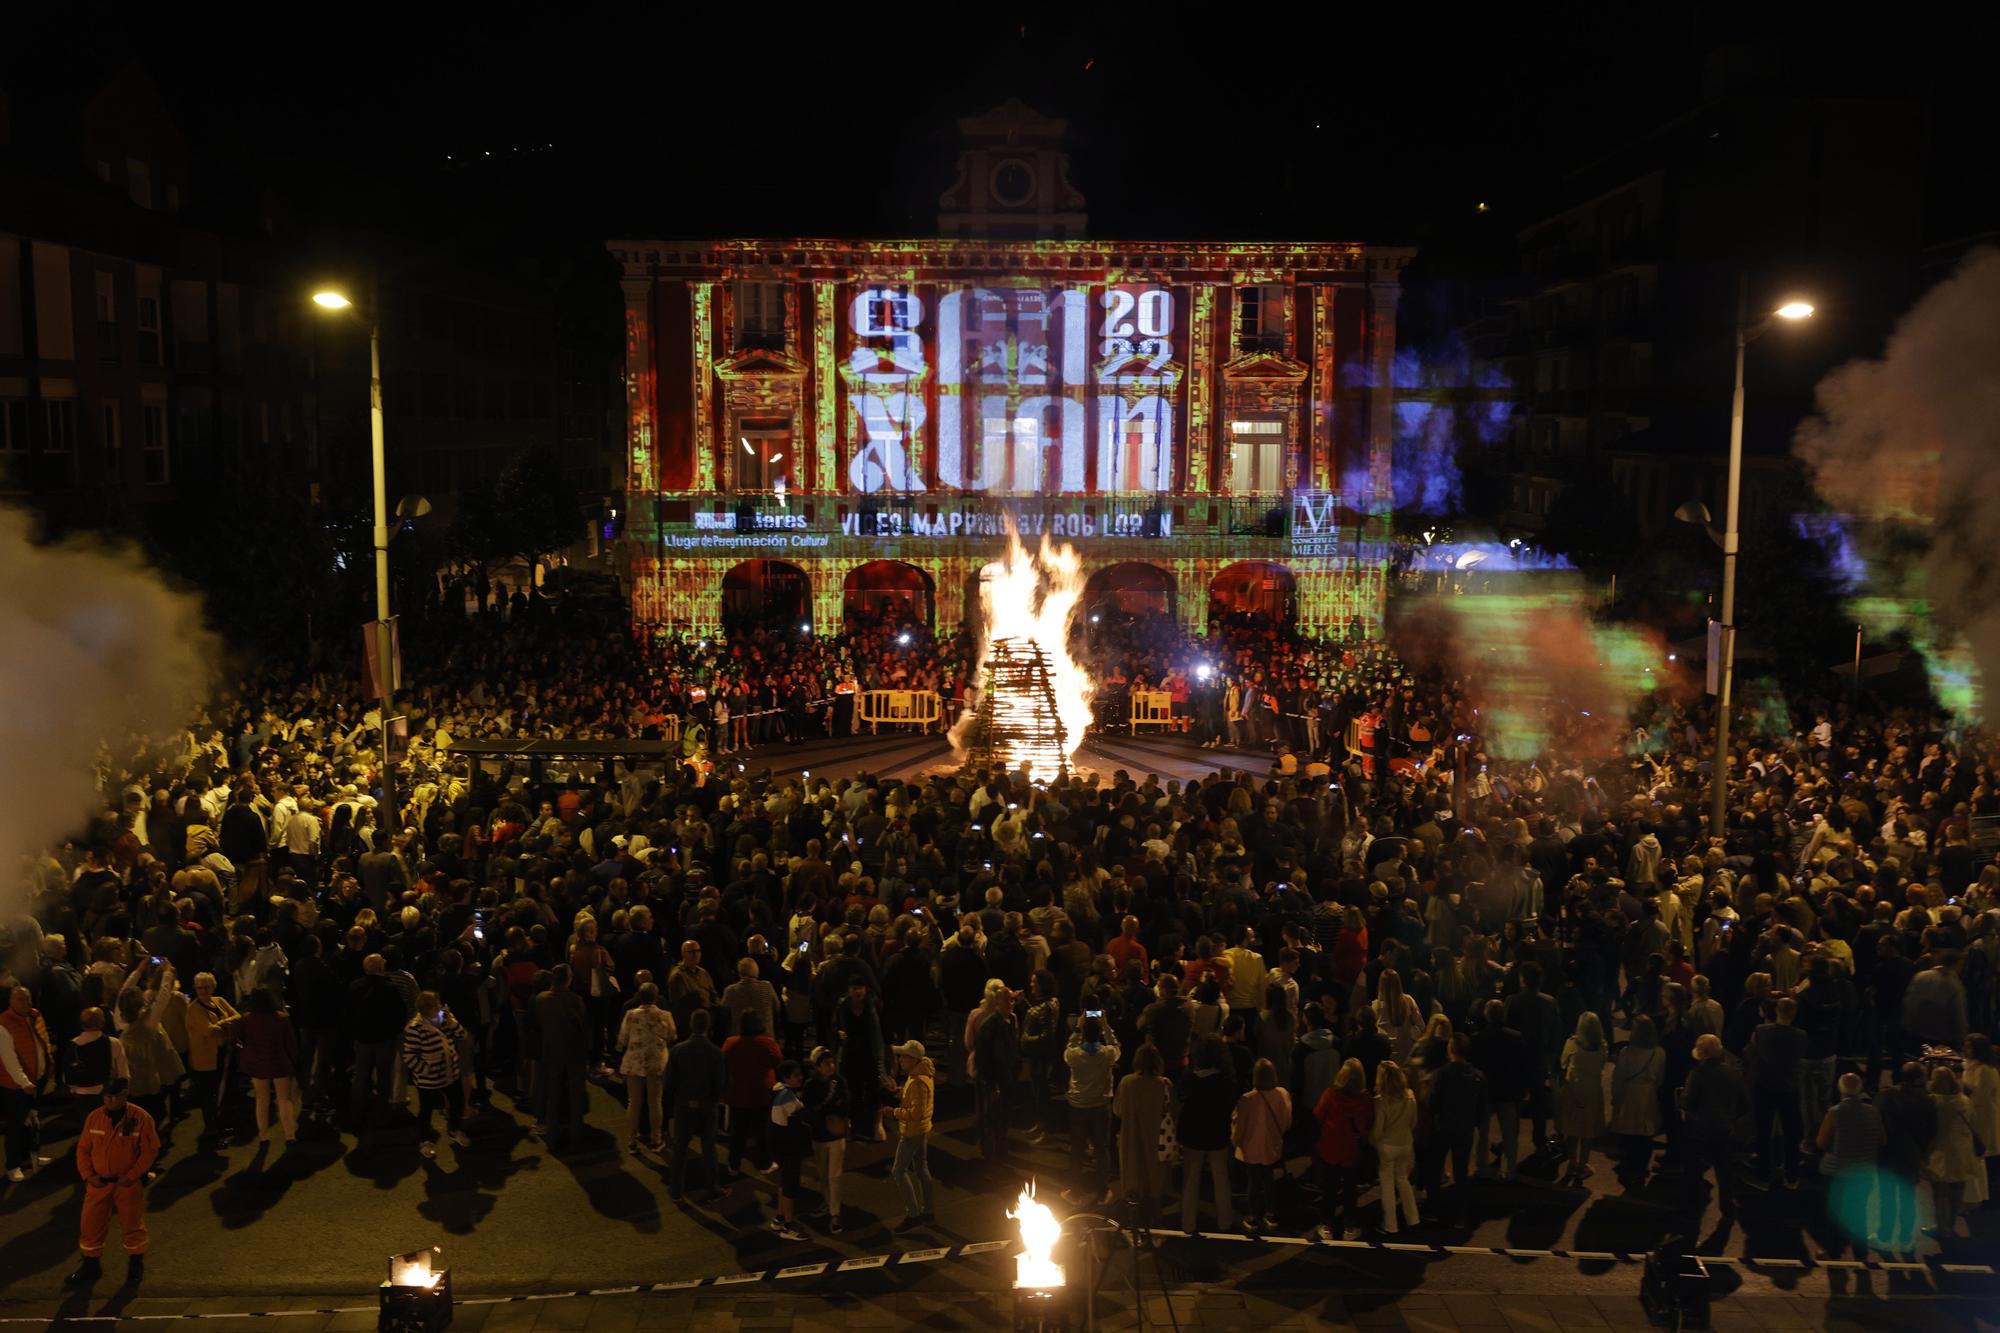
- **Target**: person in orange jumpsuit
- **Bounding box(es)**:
[65,1077,159,1287]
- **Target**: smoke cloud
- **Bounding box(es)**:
[1793,247,2000,715]
[1394,580,1674,762]
[0,507,213,913]
[1345,339,1515,515]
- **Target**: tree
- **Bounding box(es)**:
[491,446,582,564]
[147,473,354,653]
[446,475,508,585]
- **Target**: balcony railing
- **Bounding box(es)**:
[630,490,1381,552]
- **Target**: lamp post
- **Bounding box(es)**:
[312,287,427,830]
[1694,277,1814,840]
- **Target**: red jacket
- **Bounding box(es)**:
[721,1034,783,1108]
[1313,1087,1375,1168]
[1331,929,1368,987]
[1106,936,1150,984]
[1,1007,53,1091]
[76,1103,159,1184]
[236,1011,299,1080]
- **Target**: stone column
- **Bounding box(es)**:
[1367,280,1400,515]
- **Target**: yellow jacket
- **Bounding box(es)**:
[184,995,240,1073]
[889,1057,935,1135]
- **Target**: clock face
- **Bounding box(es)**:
[989,158,1035,207]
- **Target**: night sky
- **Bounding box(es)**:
[15,9,1992,256]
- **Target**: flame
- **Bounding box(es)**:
[1008,1181,1065,1290]
[390,1254,439,1289]
[951,529,1094,782]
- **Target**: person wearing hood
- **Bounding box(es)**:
[1627,830,1663,893]
[1295,1003,1342,1112]
[881,1039,935,1230]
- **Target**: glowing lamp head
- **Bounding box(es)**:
[1195,663,1212,680]
[312,290,353,311]
[1774,300,1815,321]
[898,632,912,646]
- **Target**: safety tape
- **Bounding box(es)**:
[0,1230,1987,1322]
[0,1240,1016,1324]
[1140,1227,1999,1275]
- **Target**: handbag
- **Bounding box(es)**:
[1157,1106,1183,1165]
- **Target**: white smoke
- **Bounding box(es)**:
[1792,247,2000,716]
[0,506,214,914]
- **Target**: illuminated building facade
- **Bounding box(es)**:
[612,102,1411,640]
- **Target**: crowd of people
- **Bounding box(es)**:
[3,597,1999,1289]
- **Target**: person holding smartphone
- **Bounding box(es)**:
[1062,1013,1119,1205]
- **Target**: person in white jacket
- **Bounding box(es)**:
[1371,1060,1419,1233]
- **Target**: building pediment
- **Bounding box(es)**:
[1221,350,1310,383]
[715,347,808,380]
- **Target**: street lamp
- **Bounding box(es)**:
[1688,278,1814,840]
[313,284,405,828]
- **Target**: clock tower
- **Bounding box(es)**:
[937,99,1088,240]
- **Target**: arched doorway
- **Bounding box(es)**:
[1209,561,1297,627]
[1082,562,1176,619]
[843,560,934,631]
[721,559,811,632]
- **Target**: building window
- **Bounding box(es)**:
[735,281,786,349]
[142,403,170,484]
[1227,418,1286,493]
[42,398,78,487]
[0,399,27,490]
[137,295,162,367]
[95,160,112,183]
[101,400,122,481]
[165,184,180,214]
[126,158,152,209]
[1237,284,1284,353]
[95,272,118,361]
[737,420,794,492]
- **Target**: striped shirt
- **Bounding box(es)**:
[401,1015,464,1089]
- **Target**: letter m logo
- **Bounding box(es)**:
[1293,490,1338,534]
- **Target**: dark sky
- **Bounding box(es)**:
[18,9,1998,248]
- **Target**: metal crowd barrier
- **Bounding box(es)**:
[857,689,943,734]
[1129,689,1177,732]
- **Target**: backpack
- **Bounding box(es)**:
[61,1036,112,1090]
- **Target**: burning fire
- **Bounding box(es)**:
[951,530,1094,782]
[1008,1181,1065,1290]
[389,1250,441,1289]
